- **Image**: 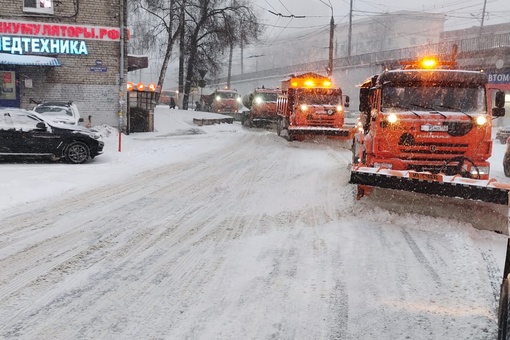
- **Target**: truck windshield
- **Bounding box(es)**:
[216,92,238,99]
[257,93,278,102]
[297,88,342,105]
[381,85,486,113]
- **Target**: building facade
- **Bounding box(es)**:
[0,0,127,127]
[237,11,446,75]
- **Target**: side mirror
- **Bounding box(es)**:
[493,107,505,117]
[35,122,47,130]
[496,91,506,108]
[359,88,371,112]
[344,95,350,108]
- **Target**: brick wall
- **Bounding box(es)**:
[0,0,128,127]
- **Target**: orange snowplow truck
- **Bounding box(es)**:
[276,72,354,141]
[352,57,506,179]
[241,87,281,127]
[350,56,510,234]
[205,89,241,116]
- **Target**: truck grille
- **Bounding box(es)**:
[306,117,336,127]
[398,133,468,156]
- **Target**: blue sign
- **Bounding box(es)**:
[488,72,510,84]
[90,66,107,72]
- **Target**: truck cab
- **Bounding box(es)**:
[355,57,505,179]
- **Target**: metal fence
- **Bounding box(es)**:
[215,33,510,84]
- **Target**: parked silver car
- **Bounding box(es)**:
[33,101,84,126]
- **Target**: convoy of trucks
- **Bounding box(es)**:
[201,60,510,335]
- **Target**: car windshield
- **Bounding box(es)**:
[381,85,486,113]
[35,106,73,116]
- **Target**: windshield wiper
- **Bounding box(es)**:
[436,104,471,119]
[384,104,421,117]
[411,103,447,118]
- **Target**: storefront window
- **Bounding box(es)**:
[23,0,54,14]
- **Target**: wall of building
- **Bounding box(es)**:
[0,0,127,127]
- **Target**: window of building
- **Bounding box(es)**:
[23,0,54,14]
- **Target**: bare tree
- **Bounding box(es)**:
[180,0,259,110]
[130,0,260,108]
[129,0,181,102]
[221,8,260,87]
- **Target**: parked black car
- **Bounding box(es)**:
[0,108,104,164]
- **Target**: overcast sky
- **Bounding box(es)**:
[254,0,510,38]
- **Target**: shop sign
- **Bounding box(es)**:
[0,19,121,41]
[0,36,88,55]
[488,72,510,84]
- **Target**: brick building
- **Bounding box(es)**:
[0,0,128,127]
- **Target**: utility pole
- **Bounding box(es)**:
[320,0,334,77]
[177,0,185,107]
[348,0,353,57]
[328,12,334,77]
[479,0,487,38]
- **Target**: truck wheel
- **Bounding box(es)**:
[241,113,247,126]
[498,275,510,339]
[65,141,91,164]
[351,138,359,164]
[276,118,282,136]
[351,137,365,164]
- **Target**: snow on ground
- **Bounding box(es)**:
[0,106,509,339]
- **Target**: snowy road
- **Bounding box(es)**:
[0,109,508,339]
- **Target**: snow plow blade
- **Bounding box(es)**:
[288,126,356,139]
[350,166,510,235]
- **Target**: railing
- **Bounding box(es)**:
[214,33,510,84]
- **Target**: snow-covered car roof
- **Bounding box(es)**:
[33,102,83,125]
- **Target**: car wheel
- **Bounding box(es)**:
[65,141,91,164]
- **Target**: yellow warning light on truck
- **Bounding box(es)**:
[289,77,334,89]
[421,58,438,68]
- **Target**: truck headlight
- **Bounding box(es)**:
[374,162,393,169]
[216,96,221,101]
[300,104,308,111]
[475,115,487,126]
[474,166,489,175]
[387,113,398,123]
[254,96,263,104]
